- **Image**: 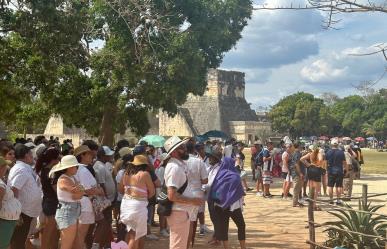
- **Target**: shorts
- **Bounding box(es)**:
[328,173,344,188]
[79,211,95,225]
[255,167,262,180]
[307,166,323,182]
[281,172,288,179]
[55,201,81,230]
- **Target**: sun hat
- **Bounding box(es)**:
[0,156,12,167]
[118,147,132,158]
[254,140,262,145]
[131,155,149,166]
[164,136,189,157]
[74,145,92,157]
[309,144,318,151]
[49,155,79,177]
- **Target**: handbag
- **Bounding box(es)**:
[91,195,111,221]
[157,180,188,216]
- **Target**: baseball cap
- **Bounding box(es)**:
[102,146,114,156]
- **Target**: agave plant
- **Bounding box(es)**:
[323,200,387,249]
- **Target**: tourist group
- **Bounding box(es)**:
[0,135,364,249]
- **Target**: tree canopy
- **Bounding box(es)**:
[268,89,387,139]
[0,0,253,145]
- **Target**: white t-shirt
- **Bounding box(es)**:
[281,151,290,173]
[164,158,193,212]
[75,164,97,212]
[186,154,208,193]
[93,161,116,202]
[7,161,42,217]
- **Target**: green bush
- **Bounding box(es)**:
[324,201,387,249]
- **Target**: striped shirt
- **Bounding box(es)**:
[7,161,42,217]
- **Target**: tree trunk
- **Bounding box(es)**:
[99,102,117,147]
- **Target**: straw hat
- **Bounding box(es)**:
[131,155,149,166]
[49,155,79,177]
[164,136,189,157]
[118,147,132,158]
[74,145,92,157]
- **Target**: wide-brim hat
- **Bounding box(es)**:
[118,147,132,158]
[0,156,12,167]
[131,155,149,166]
[331,138,339,146]
[49,155,79,177]
[74,145,93,157]
[164,136,189,157]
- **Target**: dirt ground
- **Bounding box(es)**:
[145,173,387,249]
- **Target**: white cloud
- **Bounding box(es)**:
[300,59,348,83]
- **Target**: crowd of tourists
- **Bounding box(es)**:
[0,135,250,249]
[250,137,364,210]
[0,134,365,249]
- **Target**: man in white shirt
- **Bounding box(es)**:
[93,145,116,248]
[163,136,204,249]
[186,140,208,245]
[8,144,42,249]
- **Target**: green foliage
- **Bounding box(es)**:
[269,92,334,137]
[1,0,253,144]
[268,89,387,138]
[323,201,387,249]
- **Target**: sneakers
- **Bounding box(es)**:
[287,193,293,197]
[201,225,213,234]
[146,234,159,240]
[160,229,169,238]
[256,191,263,197]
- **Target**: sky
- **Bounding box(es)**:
[220,0,387,109]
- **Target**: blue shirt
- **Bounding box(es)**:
[326,149,345,175]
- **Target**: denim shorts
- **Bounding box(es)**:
[55,201,81,230]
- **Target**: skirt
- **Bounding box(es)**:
[120,196,148,240]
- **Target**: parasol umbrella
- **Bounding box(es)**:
[366,137,376,141]
[319,136,329,140]
[355,137,365,142]
[139,135,166,148]
[203,130,229,139]
[342,137,352,141]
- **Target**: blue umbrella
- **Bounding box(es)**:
[366,137,376,141]
[139,135,166,147]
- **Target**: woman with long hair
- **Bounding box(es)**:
[49,155,85,249]
[35,147,61,249]
[301,145,324,210]
[119,155,155,249]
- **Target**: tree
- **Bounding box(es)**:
[268,92,331,138]
[1,0,253,145]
